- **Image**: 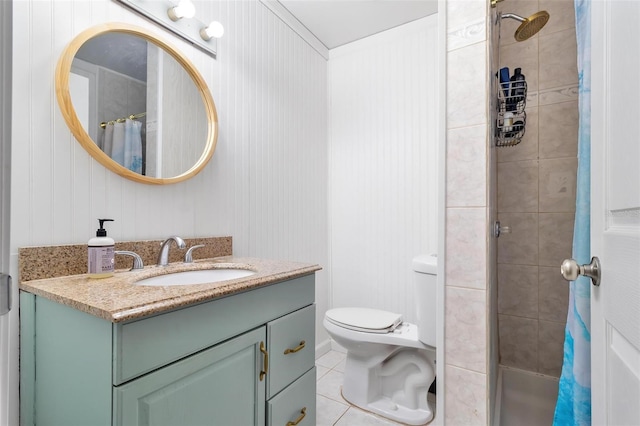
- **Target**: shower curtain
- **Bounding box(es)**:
[101,119,143,174]
[553,0,591,425]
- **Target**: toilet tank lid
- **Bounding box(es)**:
[412,254,437,274]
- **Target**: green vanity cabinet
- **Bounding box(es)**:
[20,274,317,426]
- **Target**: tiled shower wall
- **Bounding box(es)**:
[444,0,493,424]
[496,0,578,377]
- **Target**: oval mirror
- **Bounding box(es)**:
[55,23,218,184]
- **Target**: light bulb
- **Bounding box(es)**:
[167,0,196,21]
[200,21,224,40]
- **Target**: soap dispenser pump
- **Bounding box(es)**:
[88,219,115,279]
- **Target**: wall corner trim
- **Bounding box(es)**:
[259,0,330,60]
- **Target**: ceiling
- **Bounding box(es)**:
[277,0,438,50]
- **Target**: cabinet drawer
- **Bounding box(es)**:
[267,304,316,398]
[267,367,316,426]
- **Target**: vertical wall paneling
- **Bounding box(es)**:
[12,0,327,260]
[9,1,329,419]
[328,16,439,324]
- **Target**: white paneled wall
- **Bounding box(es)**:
[8,1,328,420]
[328,16,439,323]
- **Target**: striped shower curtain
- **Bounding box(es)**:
[553,0,591,425]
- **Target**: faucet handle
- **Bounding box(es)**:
[184,244,206,263]
[115,251,144,270]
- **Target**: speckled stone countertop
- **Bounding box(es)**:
[20,256,321,323]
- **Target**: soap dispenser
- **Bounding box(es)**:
[88,219,115,279]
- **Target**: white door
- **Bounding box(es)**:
[590,0,640,424]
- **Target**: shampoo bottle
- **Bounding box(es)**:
[88,219,115,279]
[510,67,526,106]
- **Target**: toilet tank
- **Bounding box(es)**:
[412,254,437,347]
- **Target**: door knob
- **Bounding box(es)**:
[560,256,601,286]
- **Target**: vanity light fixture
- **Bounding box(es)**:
[115,0,222,58]
[167,0,196,21]
[200,21,224,41]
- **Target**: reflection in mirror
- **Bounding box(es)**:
[57,23,217,184]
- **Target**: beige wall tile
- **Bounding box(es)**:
[539,29,578,90]
[539,266,570,322]
[539,158,577,212]
[538,320,566,376]
[447,42,488,129]
[539,100,579,158]
[447,125,487,207]
[446,208,488,289]
[498,264,539,318]
[497,106,539,163]
[538,83,579,105]
[499,38,539,93]
[445,365,487,425]
[446,287,487,373]
[449,18,487,51]
[448,0,488,35]
[538,212,574,267]
[539,0,577,35]
[499,314,539,370]
[497,212,539,265]
[498,160,539,212]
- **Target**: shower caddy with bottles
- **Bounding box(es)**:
[496,67,527,147]
[493,6,550,147]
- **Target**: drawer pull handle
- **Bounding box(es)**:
[286,407,307,426]
[284,340,306,355]
[260,341,269,381]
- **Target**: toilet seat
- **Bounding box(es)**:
[325,307,403,334]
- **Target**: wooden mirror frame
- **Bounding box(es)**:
[55,23,218,185]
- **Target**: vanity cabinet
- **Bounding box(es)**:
[20,274,316,426]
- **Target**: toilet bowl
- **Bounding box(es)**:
[323,255,437,425]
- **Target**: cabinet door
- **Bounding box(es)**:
[114,327,266,426]
[267,368,316,426]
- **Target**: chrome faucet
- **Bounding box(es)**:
[157,236,186,266]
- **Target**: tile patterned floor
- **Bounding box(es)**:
[315,350,403,426]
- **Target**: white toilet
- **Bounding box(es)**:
[323,254,437,425]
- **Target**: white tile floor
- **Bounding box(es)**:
[315,350,404,426]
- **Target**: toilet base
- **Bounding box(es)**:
[342,390,434,425]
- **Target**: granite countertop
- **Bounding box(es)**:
[20,256,321,323]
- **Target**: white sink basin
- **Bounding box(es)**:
[135,268,255,287]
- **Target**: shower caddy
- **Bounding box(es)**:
[495,78,527,147]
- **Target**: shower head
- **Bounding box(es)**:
[501,11,550,41]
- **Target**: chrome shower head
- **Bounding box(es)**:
[501,10,550,41]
